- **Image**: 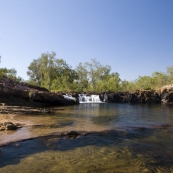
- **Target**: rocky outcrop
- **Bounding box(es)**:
[99,90,161,104]
[0,76,79,106]
[0,122,21,131]
[160,84,173,104]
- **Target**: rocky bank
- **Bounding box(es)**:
[0,76,79,106]
[89,85,173,104]
[99,90,161,104]
[0,76,173,106]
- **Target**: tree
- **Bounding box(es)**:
[167,66,173,84]
[75,63,88,91]
[0,67,23,82]
[51,59,78,91]
[27,52,78,91]
[95,72,121,92]
[27,52,57,89]
[76,59,111,91]
[119,80,135,92]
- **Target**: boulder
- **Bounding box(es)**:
[161,85,173,103]
[5,123,18,130]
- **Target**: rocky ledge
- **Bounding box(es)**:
[99,90,161,104]
[0,121,22,131]
[99,84,173,104]
[0,76,79,106]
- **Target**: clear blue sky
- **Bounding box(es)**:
[0,0,173,81]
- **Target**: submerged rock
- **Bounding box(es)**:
[0,121,22,131]
[5,123,18,130]
[65,131,80,137]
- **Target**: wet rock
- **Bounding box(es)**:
[0,126,5,131]
[0,122,22,131]
[3,122,13,126]
[5,123,18,130]
[66,131,80,137]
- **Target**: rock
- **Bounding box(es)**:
[99,90,161,104]
[5,123,18,130]
[3,122,13,126]
[0,76,79,106]
[161,84,173,103]
[0,126,5,131]
[66,131,80,137]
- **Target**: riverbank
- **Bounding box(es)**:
[80,84,173,104]
[1,76,173,106]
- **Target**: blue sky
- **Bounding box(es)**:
[0,0,173,81]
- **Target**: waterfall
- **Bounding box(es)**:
[63,94,76,101]
[79,94,103,103]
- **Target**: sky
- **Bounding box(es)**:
[0,0,173,81]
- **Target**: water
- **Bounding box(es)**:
[79,94,103,103]
[1,103,173,173]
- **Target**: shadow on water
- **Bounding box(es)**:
[0,127,157,168]
[1,104,173,172]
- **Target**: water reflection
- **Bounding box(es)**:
[1,104,173,172]
[1,104,173,145]
[1,128,173,172]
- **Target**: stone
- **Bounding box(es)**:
[0,126,5,131]
[5,123,18,130]
[66,131,80,136]
[3,122,13,126]
[161,84,173,103]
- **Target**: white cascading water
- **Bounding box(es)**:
[79,94,103,103]
[63,94,76,101]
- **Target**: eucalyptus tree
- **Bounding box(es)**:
[75,63,88,91]
[151,72,168,89]
[27,52,78,91]
[167,66,173,84]
[119,80,135,92]
[76,59,111,91]
[51,59,78,91]
[95,72,121,92]
[0,67,23,82]
[0,68,16,78]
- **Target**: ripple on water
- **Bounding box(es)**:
[0,128,173,172]
[1,104,173,172]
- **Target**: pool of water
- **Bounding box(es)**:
[1,103,173,172]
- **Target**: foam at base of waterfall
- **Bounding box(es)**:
[79,94,103,103]
[63,94,76,101]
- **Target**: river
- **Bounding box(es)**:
[0,103,173,173]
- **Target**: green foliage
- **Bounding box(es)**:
[95,72,121,92]
[27,53,173,92]
[131,72,169,91]
[0,68,23,82]
[75,59,112,91]
[27,52,78,91]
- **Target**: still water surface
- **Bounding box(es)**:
[1,103,173,173]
